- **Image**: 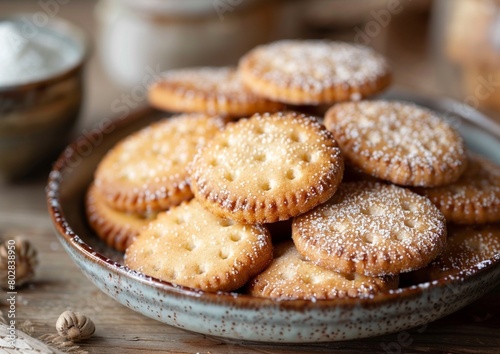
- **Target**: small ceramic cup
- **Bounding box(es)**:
[0,14,89,180]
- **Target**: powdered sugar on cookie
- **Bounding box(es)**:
[189,111,344,223]
[94,113,228,213]
[160,67,259,101]
[248,241,398,300]
[325,101,468,187]
[149,67,284,116]
[125,199,273,292]
[416,155,500,224]
[252,41,388,91]
[409,224,500,282]
[239,40,391,104]
[292,182,447,276]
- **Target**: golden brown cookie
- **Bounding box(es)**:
[410,223,500,282]
[124,199,273,292]
[415,155,500,224]
[94,113,228,213]
[238,40,391,105]
[324,101,468,187]
[247,241,399,300]
[148,67,285,117]
[189,111,344,224]
[85,183,156,252]
[292,182,447,277]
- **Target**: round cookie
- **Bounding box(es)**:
[85,183,156,252]
[189,111,344,224]
[415,155,500,224]
[148,67,284,117]
[124,199,273,292]
[94,113,228,213]
[238,40,391,105]
[292,182,447,277]
[324,101,468,187]
[411,223,500,282]
[248,241,399,300]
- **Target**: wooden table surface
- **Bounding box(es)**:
[1,1,499,353]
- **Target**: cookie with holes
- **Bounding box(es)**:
[238,40,391,105]
[247,241,398,300]
[408,223,500,282]
[124,199,273,292]
[188,111,344,224]
[85,183,157,252]
[148,67,285,117]
[415,155,500,224]
[292,182,447,277]
[324,101,468,187]
[94,113,228,213]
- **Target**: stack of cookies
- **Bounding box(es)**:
[86,40,500,300]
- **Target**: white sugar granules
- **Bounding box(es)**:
[0,21,80,86]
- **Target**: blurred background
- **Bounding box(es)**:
[1,0,500,178]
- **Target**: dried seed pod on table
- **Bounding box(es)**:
[56,310,95,341]
[0,236,38,289]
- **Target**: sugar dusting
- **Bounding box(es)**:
[293,182,447,276]
[245,40,390,91]
[189,111,344,221]
[160,67,271,103]
[96,114,226,187]
[249,241,397,300]
[325,101,467,186]
[416,154,500,223]
[427,224,500,276]
[124,199,273,292]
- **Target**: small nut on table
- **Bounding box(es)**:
[56,310,95,341]
[0,236,39,289]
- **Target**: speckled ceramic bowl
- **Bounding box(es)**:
[47,91,500,343]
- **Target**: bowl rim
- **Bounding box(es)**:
[46,93,500,311]
[0,13,90,91]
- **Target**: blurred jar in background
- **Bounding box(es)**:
[300,0,431,53]
[96,0,302,87]
[302,0,390,28]
[436,0,500,111]
[300,0,391,54]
